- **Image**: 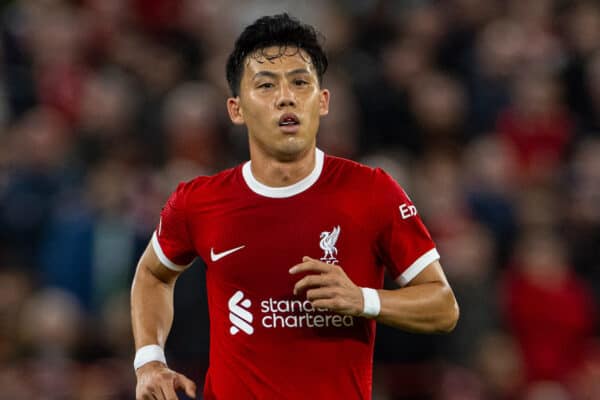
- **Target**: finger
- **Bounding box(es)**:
[159,383,177,400]
[141,388,160,400]
[289,258,331,274]
[311,298,342,311]
[293,274,333,295]
[175,373,197,398]
[306,287,335,301]
[139,385,161,400]
[139,392,154,400]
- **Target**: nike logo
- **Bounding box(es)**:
[210,245,245,262]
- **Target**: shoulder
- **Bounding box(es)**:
[325,155,413,215]
[324,154,380,182]
[324,154,401,190]
[167,165,241,207]
[185,166,238,191]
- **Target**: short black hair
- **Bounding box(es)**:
[226,13,328,97]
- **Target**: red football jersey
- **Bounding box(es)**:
[153,149,439,399]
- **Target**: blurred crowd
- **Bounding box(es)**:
[1,0,600,399]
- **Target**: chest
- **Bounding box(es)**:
[188,194,382,295]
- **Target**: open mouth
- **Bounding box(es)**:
[278,113,300,127]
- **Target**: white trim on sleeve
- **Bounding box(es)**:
[151,231,194,271]
[396,248,440,286]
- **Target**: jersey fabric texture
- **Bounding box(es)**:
[153,149,439,400]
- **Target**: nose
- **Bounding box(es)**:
[276,82,296,109]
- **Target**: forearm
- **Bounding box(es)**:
[131,263,176,349]
[291,258,459,333]
[375,282,459,334]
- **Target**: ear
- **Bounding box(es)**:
[227,97,245,125]
[319,89,330,116]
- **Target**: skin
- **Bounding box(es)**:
[131,244,195,400]
[132,46,459,400]
[226,46,330,187]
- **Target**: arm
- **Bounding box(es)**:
[290,257,459,334]
[131,242,196,400]
[376,260,459,333]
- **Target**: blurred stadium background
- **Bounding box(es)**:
[1,0,600,399]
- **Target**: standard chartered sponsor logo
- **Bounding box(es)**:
[261,298,355,328]
[228,290,254,335]
[228,291,354,335]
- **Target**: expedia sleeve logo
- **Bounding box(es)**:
[399,203,418,219]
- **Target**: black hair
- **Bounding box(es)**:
[226,13,328,97]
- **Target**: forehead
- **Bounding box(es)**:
[243,46,317,77]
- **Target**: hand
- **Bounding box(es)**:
[289,256,363,316]
[135,361,196,400]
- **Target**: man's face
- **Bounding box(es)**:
[227,46,329,161]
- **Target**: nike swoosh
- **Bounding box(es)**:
[210,245,245,262]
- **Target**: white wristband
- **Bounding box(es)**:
[360,287,381,318]
[134,344,167,370]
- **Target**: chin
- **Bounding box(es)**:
[276,139,312,160]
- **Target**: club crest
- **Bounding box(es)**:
[319,225,340,264]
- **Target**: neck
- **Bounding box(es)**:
[248,145,316,187]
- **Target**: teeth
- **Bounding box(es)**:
[279,114,298,126]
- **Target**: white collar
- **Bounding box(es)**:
[242,149,324,198]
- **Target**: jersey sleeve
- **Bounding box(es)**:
[151,182,196,271]
[372,169,440,286]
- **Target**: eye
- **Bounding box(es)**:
[294,79,309,86]
[257,82,275,89]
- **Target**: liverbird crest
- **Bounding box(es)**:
[319,225,340,264]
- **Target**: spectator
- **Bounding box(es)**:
[501,229,596,385]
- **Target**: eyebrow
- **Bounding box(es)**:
[252,69,312,80]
